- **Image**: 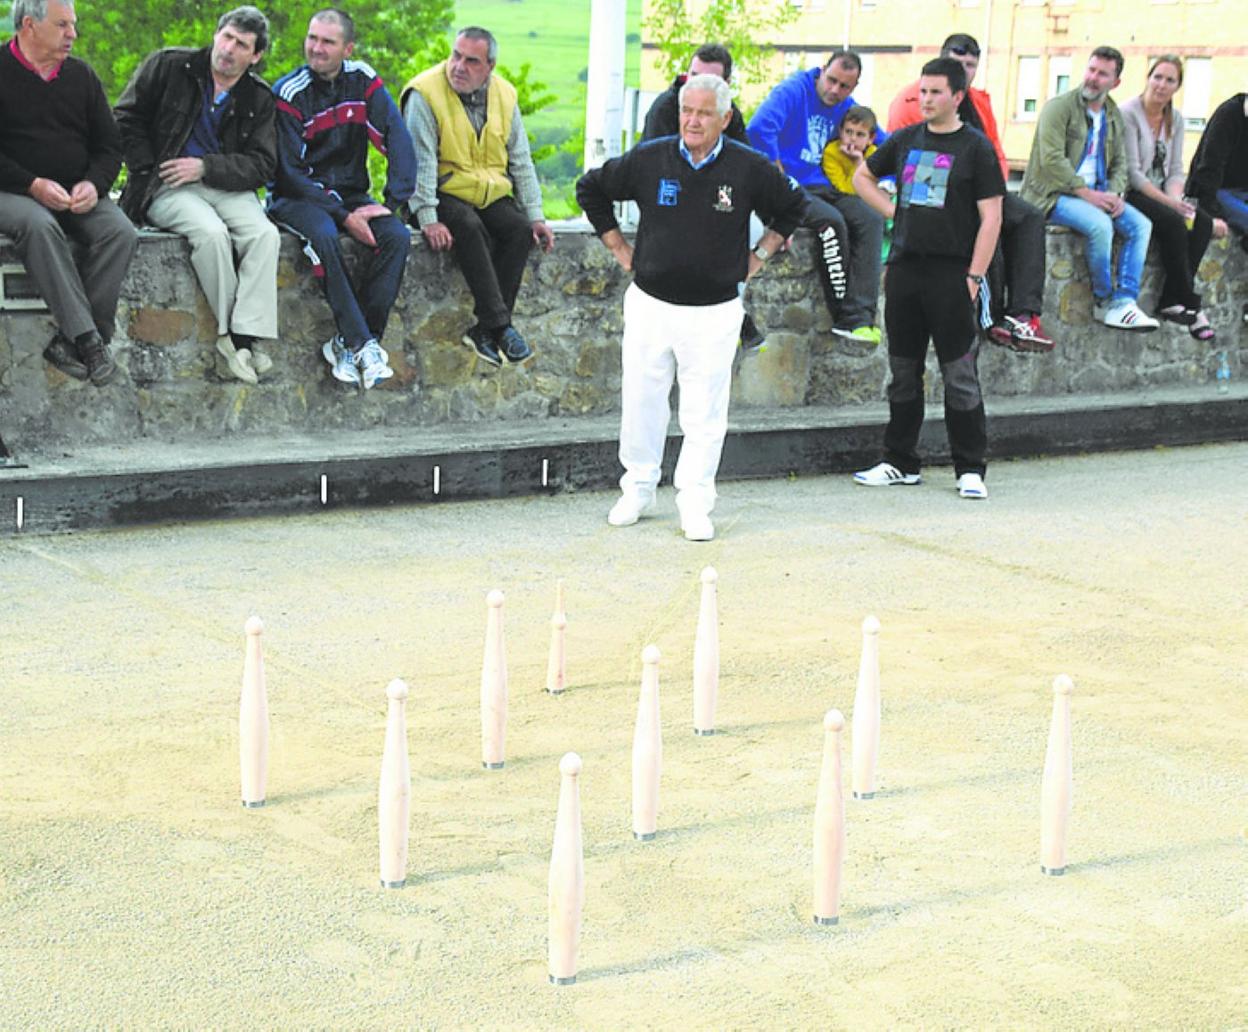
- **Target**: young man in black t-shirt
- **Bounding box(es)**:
[851,57,1003,499]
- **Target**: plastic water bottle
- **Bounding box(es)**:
[1216,349,1231,394]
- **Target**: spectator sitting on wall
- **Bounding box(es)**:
[0,0,138,387]
[748,50,886,345]
[401,26,553,370]
[268,8,415,391]
[1185,90,1248,253]
[1020,46,1159,333]
[116,6,281,385]
[1120,55,1226,342]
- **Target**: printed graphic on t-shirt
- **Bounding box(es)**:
[799,114,833,164]
[900,149,955,208]
[658,179,681,206]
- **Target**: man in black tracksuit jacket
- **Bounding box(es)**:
[577,74,805,542]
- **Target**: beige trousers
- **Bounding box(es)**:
[147,182,279,339]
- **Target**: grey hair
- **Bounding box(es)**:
[456,26,497,63]
[680,73,732,117]
[218,6,269,55]
[13,0,70,31]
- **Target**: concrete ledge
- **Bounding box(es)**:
[2,384,1245,535]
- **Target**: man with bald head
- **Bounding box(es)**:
[402,27,553,368]
[0,0,137,386]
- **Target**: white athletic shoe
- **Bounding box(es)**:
[607,492,655,527]
[1102,300,1159,332]
[681,511,715,542]
[957,472,988,499]
[853,462,921,487]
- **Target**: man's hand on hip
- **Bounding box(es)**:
[344,204,391,248]
[158,158,205,188]
[68,180,98,214]
[531,220,555,253]
[600,228,633,272]
[422,221,454,251]
[29,177,72,211]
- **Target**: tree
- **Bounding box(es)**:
[77,0,454,104]
[643,0,799,103]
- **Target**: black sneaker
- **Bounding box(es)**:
[497,325,533,365]
[43,332,89,380]
[740,312,767,352]
[462,324,502,367]
[77,331,118,386]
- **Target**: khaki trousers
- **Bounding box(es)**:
[147,182,279,339]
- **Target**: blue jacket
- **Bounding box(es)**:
[269,59,415,223]
[747,68,883,188]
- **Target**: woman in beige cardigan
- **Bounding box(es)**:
[1120,55,1227,341]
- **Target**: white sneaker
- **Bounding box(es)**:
[358,340,394,390]
[1102,300,1159,332]
[957,472,988,499]
[681,511,715,542]
[853,462,921,487]
[607,493,655,527]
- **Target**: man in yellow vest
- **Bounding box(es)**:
[401,27,554,367]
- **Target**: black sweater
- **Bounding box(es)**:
[576,136,806,306]
[1186,93,1248,219]
[0,40,122,196]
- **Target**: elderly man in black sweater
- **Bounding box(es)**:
[0,0,136,386]
[577,74,805,542]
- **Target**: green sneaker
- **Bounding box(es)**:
[834,325,881,346]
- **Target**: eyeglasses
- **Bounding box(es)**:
[948,45,980,59]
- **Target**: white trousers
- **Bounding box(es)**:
[618,283,743,516]
[147,182,280,339]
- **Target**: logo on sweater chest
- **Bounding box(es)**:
[713,184,734,212]
[657,178,681,206]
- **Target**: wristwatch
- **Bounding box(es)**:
[752,244,772,261]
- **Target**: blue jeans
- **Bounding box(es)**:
[1048,195,1152,304]
[1215,188,1248,236]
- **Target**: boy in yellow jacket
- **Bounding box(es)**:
[821,105,878,194]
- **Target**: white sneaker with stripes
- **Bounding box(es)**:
[1102,300,1159,332]
[853,462,922,487]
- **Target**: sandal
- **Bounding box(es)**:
[1188,311,1216,342]
[1157,304,1196,326]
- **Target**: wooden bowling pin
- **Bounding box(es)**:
[546,579,567,695]
[632,645,662,840]
[1040,675,1074,876]
[692,566,719,735]
[378,678,410,889]
[239,616,268,808]
[480,589,508,769]
[851,615,881,800]
[813,709,847,925]
[548,752,584,985]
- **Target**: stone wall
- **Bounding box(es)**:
[1,224,1243,454]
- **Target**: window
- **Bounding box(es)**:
[852,53,875,106]
[1017,56,1041,119]
[1182,57,1213,128]
[1049,55,1071,99]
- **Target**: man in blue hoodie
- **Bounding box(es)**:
[748,51,884,344]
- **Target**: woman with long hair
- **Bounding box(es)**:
[1120,55,1227,341]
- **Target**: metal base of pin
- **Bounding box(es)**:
[1040,865,1066,876]
[633,831,656,841]
[693,728,716,736]
[241,800,266,808]
[482,762,505,770]
[852,791,875,800]
[380,879,406,889]
[813,915,839,926]
[549,974,576,985]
